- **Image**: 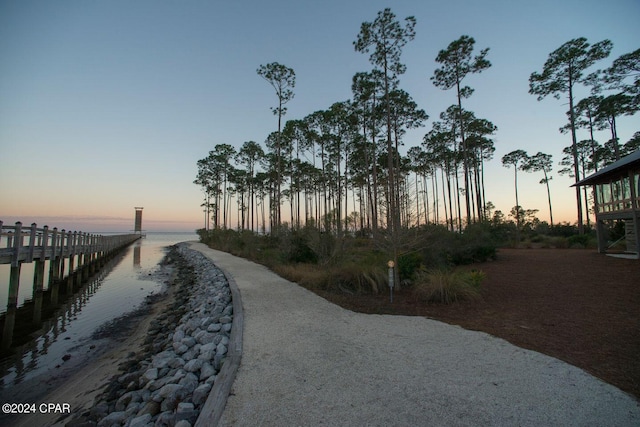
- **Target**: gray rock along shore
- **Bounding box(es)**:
[69,243,233,427]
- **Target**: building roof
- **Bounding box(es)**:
[574,149,640,187]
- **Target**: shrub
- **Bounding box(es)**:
[449,243,497,265]
[412,268,483,304]
[273,264,327,290]
[420,223,497,267]
[567,234,592,248]
[330,263,386,294]
[279,230,318,264]
[273,262,386,294]
[466,269,486,288]
[548,222,579,237]
[397,251,423,280]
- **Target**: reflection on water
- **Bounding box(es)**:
[0,232,197,389]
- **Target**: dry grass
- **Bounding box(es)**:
[412,268,484,304]
[273,263,387,295]
[272,264,328,289]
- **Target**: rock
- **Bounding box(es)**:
[192,383,212,406]
[181,349,196,361]
[216,342,227,356]
[115,390,140,412]
[160,384,189,412]
[198,348,215,361]
[195,331,216,345]
[152,351,175,369]
[151,370,185,391]
[129,413,152,427]
[118,372,138,385]
[213,352,225,371]
[200,317,213,329]
[181,336,197,348]
[184,359,203,373]
[168,357,186,369]
[207,323,222,333]
[125,402,142,418]
[143,368,158,382]
[179,372,199,394]
[175,402,198,425]
[137,400,161,417]
[177,402,195,412]
[97,411,127,427]
[155,411,176,426]
[155,383,186,401]
[174,344,189,355]
[199,342,216,353]
[199,362,216,381]
[172,329,185,343]
[64,245,234,427]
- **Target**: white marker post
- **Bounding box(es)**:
[387,260,395,303]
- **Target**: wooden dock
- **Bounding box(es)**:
[0,221,141,350]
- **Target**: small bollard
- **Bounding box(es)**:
[388,260,395,303]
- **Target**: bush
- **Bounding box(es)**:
[420,223,497,267]
[272,264,328,290]
[279,230,318,264]
[200,224,498,296]
[412,268,484,304]
[548,222,579,237]
[397,251,423,280]
[566,233,597,249]
[330,263,386,294]
[273,262,386,295]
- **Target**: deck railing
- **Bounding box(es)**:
[0,221,141,350]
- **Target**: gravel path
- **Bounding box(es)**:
[189,242,639,427]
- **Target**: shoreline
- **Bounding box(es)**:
[0,251,179,427]
[0,243,237,427]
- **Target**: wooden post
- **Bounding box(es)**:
[2,262,21,350]
[91,234,97,264]
[81,232,90,281]
[49,227,60,283]
[32,226,49,325]
[57,229,67,291]
[2,222,23,350]
[62,230,73,293]
[27,223,37,263]
[49,228,60,305]
[11,221,22,268]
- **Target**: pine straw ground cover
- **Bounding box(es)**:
[312,248,640,399]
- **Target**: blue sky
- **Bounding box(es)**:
[1,0,638,232]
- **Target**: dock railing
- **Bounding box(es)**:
[0,221,141,350]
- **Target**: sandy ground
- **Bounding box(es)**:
[1,276,176,427]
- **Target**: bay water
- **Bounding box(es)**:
[0,231,198,390]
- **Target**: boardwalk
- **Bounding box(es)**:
[0,221,140,350]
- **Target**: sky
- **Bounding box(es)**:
[1,0,638,232]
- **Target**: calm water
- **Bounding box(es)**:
[0,232,197,388]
